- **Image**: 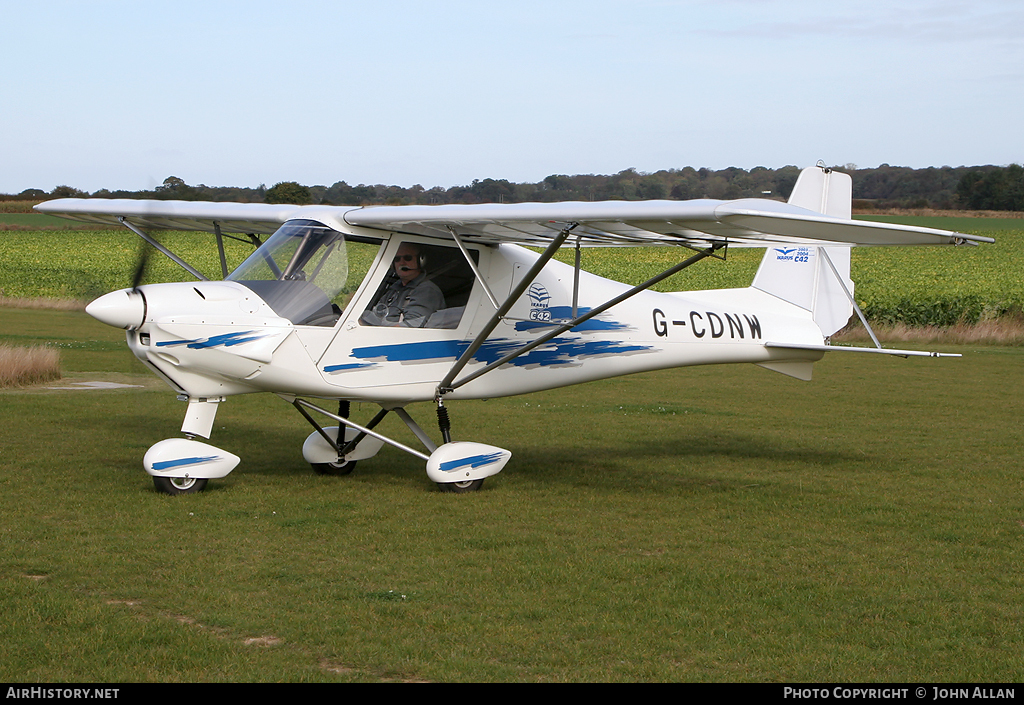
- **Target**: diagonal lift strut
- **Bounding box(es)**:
[437,240,727,395]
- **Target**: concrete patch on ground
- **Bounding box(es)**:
[46,380,144,390]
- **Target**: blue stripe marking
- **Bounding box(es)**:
[157,330,267,350]
[351,336,652,368]
[323,362,377,373]
[439,452,506,473]
[354,339,466,362]
[152,455,220,471]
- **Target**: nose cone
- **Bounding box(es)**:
[86,289,145,330]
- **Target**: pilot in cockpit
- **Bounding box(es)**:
[360,243,446,327]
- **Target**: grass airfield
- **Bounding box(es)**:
[1,307,1022,682]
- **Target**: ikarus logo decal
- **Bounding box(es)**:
[528,283,552,321]
[773,247,812,263]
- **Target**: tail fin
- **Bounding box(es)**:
[751,165,855,337]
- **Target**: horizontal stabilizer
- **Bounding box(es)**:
[764,342,961,358]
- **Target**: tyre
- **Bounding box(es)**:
[311,460,357,476]
[153,476,209,495]
[436,479,484,493]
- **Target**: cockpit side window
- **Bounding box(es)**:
[228,219,350,327]
[359,242,478,329]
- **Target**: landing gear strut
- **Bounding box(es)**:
[309,401,357,475]
[433,398,482,492]
[292,397,510,492]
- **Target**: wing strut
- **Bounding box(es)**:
[572,236,582,318]
[447,226,500,311]
[438,240,727,395]
[436,223,578,395]
[819,248,881,349]
[118,216,210,281]
[213,222,229,279]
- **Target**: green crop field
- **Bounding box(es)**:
[851,217,1024,325]
[0,215,1021,328]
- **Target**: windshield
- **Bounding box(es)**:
[228,219,350,326]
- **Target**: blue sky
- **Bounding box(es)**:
[3,0,1022,193]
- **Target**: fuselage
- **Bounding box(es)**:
[89,224,826,405]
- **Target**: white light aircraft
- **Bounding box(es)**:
[36,165,993,494]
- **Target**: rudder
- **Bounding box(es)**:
[751,165,855,337]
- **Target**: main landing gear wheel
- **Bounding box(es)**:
[153,476,209,495]
[311,460,357,476]
[437,479,485,493]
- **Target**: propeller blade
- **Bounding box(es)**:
[130,240,150,291]
[130,178,157,292]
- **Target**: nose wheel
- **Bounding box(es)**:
[152,476,209,495]
[144,438,239,495]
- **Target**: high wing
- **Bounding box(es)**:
[36,195,992,247]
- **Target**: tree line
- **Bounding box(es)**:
[6,164,1023,211]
